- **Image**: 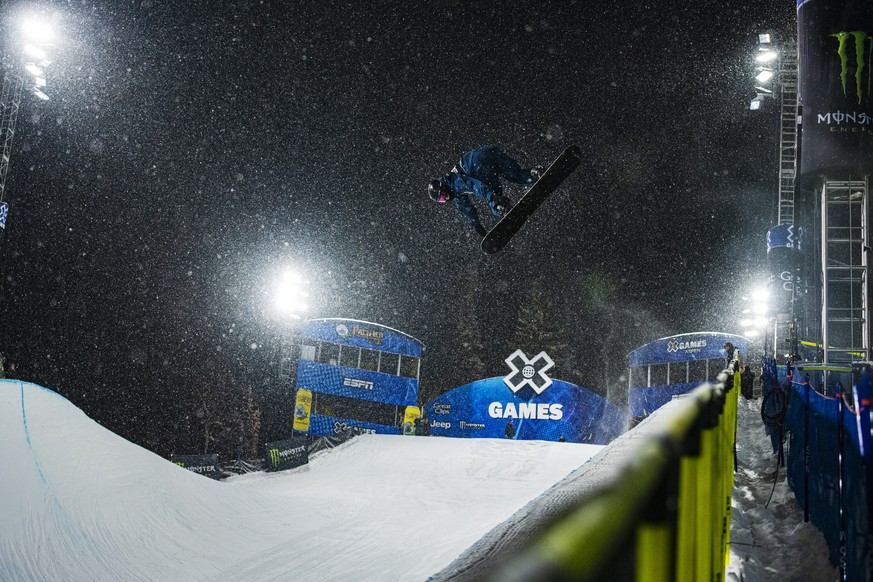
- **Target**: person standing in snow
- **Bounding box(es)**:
[428,145,543,237]
[740,365,755,400]
[724,342,740,389]
[504,419,516,439]
[724,342,740,372]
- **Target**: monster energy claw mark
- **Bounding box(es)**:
[831,30,873,104]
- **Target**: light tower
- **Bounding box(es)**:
[0,17,54,230]
[750,32,802,361]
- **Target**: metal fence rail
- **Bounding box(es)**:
[482,374,739,582]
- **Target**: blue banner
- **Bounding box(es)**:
[299,319,423,358]
[0,202,8,229]
[627,333,747,367]
[296,359,418,407]
[306,413,399,437]
[766,224,805,252]
[423,377,625,444]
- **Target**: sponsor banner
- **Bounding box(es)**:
[798,0,873,178]
[768,249,805,314]
[766,224,805,253]
[627,333,747,367]
[422,377,626,444]
[293,388,313,432]
[0,202,8,229]
[306,413,400,437]
[402,406,421,436]
[299,319,423,358]
[170,454,222,480]
[628,383,702,418]
[264,436,309,472]
[296,359,418,407]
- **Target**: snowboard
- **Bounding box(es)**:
[480,144,582,254]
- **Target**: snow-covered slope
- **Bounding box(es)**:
[0,380,601,581]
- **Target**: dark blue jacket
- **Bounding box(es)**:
[439,145,535,233]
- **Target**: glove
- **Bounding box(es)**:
[530,165,545,181]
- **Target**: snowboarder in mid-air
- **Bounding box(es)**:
[428,145,543,238]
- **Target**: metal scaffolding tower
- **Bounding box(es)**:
[777,42,799,226]
[0,74,24,207]
[820,179,870,363]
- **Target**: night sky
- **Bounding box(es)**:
[0,0,793,454]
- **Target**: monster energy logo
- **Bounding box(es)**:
[269,445,306,467]
[831,31,873,104]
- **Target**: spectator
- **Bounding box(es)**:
[724,342,739,387]
[504,420,515,439]
[740,365,755,400]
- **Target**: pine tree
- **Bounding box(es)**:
[456,263,486,383]
[511,280,573,382]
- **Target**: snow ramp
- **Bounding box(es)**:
[0,380,602,581]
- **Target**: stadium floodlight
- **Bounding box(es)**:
[31,88,49,101]
[750,99,762,110]
[755,68,775,83]
[755,86,773,95]
[24,64,43,78]
[759,33,772,44]
[750,286,770,303]
[22,19,53,43]
[23,44,48,61]
[756,49,779,63]
[274,270,309,318]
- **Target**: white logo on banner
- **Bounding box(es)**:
[503,349,554,395]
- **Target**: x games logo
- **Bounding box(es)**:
[504,349,554,395]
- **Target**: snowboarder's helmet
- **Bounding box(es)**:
[428,179,453,203]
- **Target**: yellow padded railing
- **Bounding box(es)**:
[491,374,739,582]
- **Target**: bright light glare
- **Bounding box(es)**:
[274,271,309,317]
[750,286,770,302]
[32,88,49,101]
[23,44,48,61]
[24,64,43,78]
[22,19,53,43]
[756,50,778,63]
[744,329,762,338]
[759,33,772,44]
[750,99,762,111]
[752,303,768,315]
[755,69,774,83]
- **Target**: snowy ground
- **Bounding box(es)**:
[1,379,842,581]
[727,394,838,582]
[0,380,601,581]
